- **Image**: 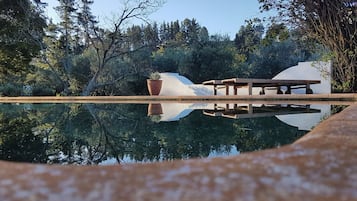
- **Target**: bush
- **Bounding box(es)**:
[32,85,56,96]
[0,84,22,97]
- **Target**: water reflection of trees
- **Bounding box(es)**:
[0,114,46,163]
[0,103,306,165]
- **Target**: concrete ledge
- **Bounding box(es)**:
[0,102,356,200]
[0,93,356,103]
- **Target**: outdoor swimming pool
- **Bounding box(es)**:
[0,102,343,165]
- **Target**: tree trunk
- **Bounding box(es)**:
[82,72,100,96]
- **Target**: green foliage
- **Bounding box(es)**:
[0,0,46,76]
[235,117,305,152]
[180,43,236,82]
[261,23,289,46]
[152,46,190,73]
[0,83,22,97]
[149,71,161,80]
[0,115,46,163]
[69,55,93,94]
[259,0,357,92]
[249,39,308,78]
[234,20,264,59]
[149,114,161,123]
[233,21,320,79]
[32,85,56,96]
[24,67,63,95]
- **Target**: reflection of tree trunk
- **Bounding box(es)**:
[84,104,124,164]
[43,105,71,162]
[83,104,108,163]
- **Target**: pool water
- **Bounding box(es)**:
[0,103,332,165]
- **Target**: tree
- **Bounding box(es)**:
[77,0,98,49]
[55,0,77,70]
[0,0,46,80]
[32,20,72,94]
[249,24,312,78]
[79,0,163,95]
[32,0,99,95]
[34,0,163,95]
[181,18,200,46]
[261,23,289,46]
[30,0,80,95]
[259,0,357,92]
[234,20,264,62]
[250,38,309,78]
[198,26,209,44]
[181,41,236,82]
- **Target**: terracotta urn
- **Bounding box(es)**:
[147,79,162,96]
[147,103,163,116]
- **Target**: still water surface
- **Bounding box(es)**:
[0,102,338,165]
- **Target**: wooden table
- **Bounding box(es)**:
[202,78,321,95]
[203,104,320,119]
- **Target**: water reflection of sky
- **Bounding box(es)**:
[100,145,241,165]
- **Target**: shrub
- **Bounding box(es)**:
[0,84,22,97]
[149,72,161,80]
[32,85,56,96]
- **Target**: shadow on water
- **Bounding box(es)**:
[0,102,345,165]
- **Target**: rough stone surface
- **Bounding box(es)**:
[0,104,356,201]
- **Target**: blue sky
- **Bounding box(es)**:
[44,0,267,39]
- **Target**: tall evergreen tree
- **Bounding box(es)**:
[234,20,264,61]
[0,0,46,79]
[182,18,200,46]
[55,0,78,73]
[77,0,97,49]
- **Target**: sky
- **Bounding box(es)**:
[44,0,268,39]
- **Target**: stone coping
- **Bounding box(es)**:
[0,93,356,103]
[0,104,356,200]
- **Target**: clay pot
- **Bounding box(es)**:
[147,103,163,116]
[147,79,162,96]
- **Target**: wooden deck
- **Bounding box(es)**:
[202,78,321,95]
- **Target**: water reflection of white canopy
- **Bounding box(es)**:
[158,103,330,131]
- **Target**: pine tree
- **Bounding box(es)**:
[77,0,98,49]
[55,0,78,73]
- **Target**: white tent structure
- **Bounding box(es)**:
[155,61,332,130]
[272,61,331,94]
[159,61,331,96]
[159,73,212,96]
